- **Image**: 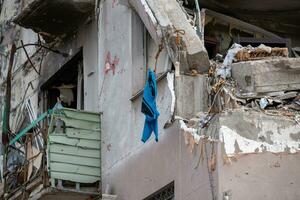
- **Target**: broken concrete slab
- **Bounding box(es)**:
[175,74,208,119]
[231,58,300,96]
[128,0,161,43]
[130,0,210,72]
[209,109,300,156]
[160,0,210,72]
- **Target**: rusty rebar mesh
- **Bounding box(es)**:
[235,47,289,61]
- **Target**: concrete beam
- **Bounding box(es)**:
[128,0,161,43]
[231,58,300,96]
[129,0,210,72]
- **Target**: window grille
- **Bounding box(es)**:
[143,182,174,200]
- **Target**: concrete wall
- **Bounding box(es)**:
[0,0,99,170]
[101,120,215,200]
[38,20,99,111]
[0,1,99,115]
[97,0,213,199]
[214,110,300,200]
[219,152,300,200]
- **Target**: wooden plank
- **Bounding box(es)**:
[50,144,100,158]
[65,128,100,140]
[77,62,83,110]
[50,162,100,176]
[49,135,100,149]
[50,172,99,183]
[59,109,100,123]
[49,153,100,167]
[55,117,100,131]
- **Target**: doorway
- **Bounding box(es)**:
[41,50,84,110]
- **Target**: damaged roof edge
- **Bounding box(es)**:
[13,0,45,27]
[13,0,95,36]
[204,9,282,40]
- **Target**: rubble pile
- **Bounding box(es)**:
[235,44,288,61]
[211,44,300,119]
[179,43,300,160]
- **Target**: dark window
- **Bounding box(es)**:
[143,182,174,200]
[41,50,84,110]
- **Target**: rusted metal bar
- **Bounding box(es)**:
[16,43,69,57]
[3,44,16,143]
[21,40,40,75]
[3,43,16,197]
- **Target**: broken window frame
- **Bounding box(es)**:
[40,49,84,113]
[130,16,172,101]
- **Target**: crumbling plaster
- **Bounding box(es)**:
[218,110,300,156]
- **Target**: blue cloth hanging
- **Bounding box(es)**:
[141,69,159,143]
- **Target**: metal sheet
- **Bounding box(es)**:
[48,108,101,184]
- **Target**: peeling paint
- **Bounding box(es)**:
[179,119,201,144]
[220,125,300,156]
[167,72,175,115]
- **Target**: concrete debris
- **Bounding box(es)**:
[199,114,214,129]
[178,38,300,162]
[232,58,300,96]
[216,43,243,79]
[130,0,210,73]
[219,110,300,156]
[259,98,269,109]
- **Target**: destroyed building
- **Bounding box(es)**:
[0,0,300,199]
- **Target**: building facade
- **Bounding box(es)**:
[0,0,300,199]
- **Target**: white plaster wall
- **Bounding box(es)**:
[78,19,99,111]
[98,0,173,172]
[97,1,213,199]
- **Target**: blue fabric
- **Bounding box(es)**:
[141,69,159,143]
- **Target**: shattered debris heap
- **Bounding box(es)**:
[0,0,300,199]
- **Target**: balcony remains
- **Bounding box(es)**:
[14,0,95,40]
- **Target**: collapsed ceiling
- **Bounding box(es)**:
[14,0,94,39]
[186,0,300,36]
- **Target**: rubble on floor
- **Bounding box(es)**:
[178,42,300,165]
